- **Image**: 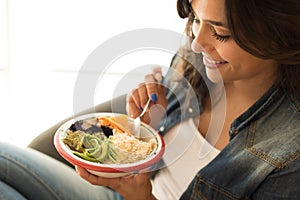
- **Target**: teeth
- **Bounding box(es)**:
[205,57,226,64]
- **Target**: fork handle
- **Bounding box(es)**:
[139,98,151,117]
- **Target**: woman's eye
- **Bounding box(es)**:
[210,27,231,42]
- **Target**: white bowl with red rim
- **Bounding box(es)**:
[54,112,165,178]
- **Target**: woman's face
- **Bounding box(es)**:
[191,0,278,85]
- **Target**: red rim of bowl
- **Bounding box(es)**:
[54,113,165,173]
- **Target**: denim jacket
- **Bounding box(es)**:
[157,57,300,199]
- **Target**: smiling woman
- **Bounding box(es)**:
[0,0,299,199]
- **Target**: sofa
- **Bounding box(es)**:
[27,94,127,167]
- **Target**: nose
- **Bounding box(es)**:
[191,38,204,53]
[191,22,212,54]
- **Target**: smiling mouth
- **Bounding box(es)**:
[202,55,228,69]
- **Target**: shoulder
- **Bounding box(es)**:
[246,91,300,169]
[251,156,300,199]
[242,93,300,197]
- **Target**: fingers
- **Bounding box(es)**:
[127,83,150,119]
[76,166,99,185]
[135,83,149,108]
[145,67,164,103]
[127,66,167,120]
[129,83,148,108]
[76,166,154,200]
[75,166,120,188]
[144,74,158,103]
[152,66,163,82]
[127,94,140,118]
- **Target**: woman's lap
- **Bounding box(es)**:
[0,141,115,200]
[0,180,27,200]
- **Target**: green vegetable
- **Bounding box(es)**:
[108,145,118,162]
[95,137,109,162]
[63,130,85,152]
[72,151,99,162]
[64,130,119,163]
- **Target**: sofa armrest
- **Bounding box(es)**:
[27,94,127,167]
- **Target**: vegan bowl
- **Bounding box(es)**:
[54,113,164,178]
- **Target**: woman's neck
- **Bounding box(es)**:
[224,74,276,111]
[198,67,278,150]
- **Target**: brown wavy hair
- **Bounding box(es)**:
[176,0,300,96]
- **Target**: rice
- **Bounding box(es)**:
[109,131,156,164]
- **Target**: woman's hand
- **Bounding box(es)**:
[127,67,168,126]
[76,166,157,200]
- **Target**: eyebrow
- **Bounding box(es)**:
[204,19,228,28]
[191,9,228,28]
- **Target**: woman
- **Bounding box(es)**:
[1,0,300,199]
[76,0,300,199]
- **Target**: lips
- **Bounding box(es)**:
[202,55,228,69]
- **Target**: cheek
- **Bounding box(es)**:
[217,42,244,64]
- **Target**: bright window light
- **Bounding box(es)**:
[8,0,185,72]
[0,0,8,70]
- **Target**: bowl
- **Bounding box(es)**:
[54,112,165,178]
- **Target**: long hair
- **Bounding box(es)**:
[174,0,207,102]
[176,0,300,95]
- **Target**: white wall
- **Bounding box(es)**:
[8,0,185,71]
[0,0,187,147]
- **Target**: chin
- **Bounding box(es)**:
[206,67,224,84]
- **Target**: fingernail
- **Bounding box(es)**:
[151,93,157,103]
[154,72,162,82]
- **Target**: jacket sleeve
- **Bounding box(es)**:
[251,157,300,199]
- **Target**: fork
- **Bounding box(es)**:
[133,98,151,138]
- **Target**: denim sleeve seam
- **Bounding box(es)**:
[193,175,240,200]
[246,121,300,168]
[245,146,300,169]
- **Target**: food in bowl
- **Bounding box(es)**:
[54,113,164,178]
[62,115,156,164]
